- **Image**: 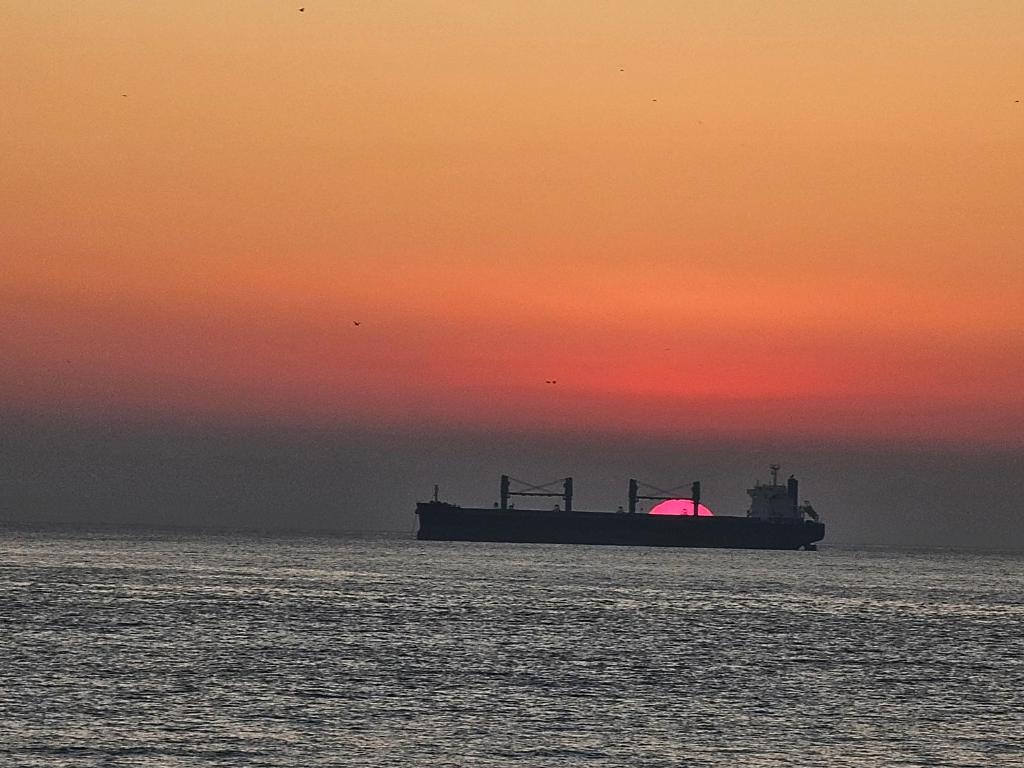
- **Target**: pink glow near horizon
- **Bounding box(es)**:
[648,499,714,516]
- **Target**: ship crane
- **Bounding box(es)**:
[628,478,701,514]
[500,475,573,512]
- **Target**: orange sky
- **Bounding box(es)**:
[3,2,1023,444]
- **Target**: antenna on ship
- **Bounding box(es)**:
[433,484,439,502]
[770,463,780,486]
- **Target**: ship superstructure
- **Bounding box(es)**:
[747,463,818,521]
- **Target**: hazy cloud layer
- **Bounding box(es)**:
[2,415,1020,550]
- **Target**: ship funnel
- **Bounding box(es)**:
[787,475,798,515]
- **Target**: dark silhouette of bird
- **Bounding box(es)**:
[651,98,657,102]
[353,321,361,326]
[545,380,557,384]
[121,94,127,97]
[299,7,305,11]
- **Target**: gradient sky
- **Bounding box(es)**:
[2,3,1023,542]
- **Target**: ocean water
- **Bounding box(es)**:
[1,528,1022,767]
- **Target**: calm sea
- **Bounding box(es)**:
[1,527,1022,767]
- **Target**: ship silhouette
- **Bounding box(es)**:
[417,465,824,550]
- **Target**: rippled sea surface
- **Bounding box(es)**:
[2,527,1022,767]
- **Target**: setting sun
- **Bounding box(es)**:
[649,499,714,516]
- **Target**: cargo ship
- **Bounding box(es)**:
[416,465,824,550]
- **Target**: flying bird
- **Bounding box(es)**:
[299,7,305,11]
[353,321,361,326]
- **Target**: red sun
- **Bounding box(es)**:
[649,499,714,516]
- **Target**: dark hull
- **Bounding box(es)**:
[416,502,825,550]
